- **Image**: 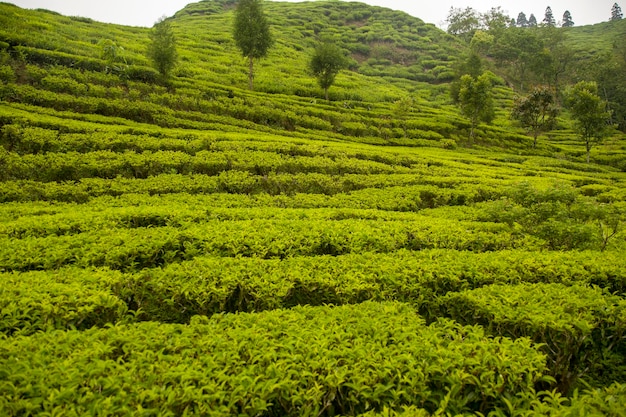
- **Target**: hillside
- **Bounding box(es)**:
[1,1,626,415]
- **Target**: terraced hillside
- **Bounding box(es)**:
[1,1,626,415]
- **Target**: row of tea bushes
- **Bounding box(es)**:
[436,283,626,392]
[3,249,624,335]
[0,218,542,272]
[0,302,549,416]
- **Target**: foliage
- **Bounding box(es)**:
[233,0,273,90]
[445,7,481,40]
[0,302,549,416]
[147,17,178,81]
[562,10,575,28]
[310,42,348,100]
[0,2,625,415]
[543,6,556,27]
[511,86,559,147]
[438,283,626,392]
[611,3,623,20]
[566,81,613,162]
[457,73,494,140]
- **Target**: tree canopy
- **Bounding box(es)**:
[543,7,556,27]
[309,42,348,101]
[458,73,495,140]
[147,17,178,81]
[512,86,559,147]
[562,11,574,27]
[566,81,613,162]
[611,3,624,20]
[233,0,273,90]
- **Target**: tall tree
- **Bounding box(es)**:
[147,17,178,81]
[309,42,348,101]
[611,3,623,20]
[446,7,481,41]
[233,0,273,90]
[543,6,556,26]
[562,10,574,27]
[482,7,510,33]
[458,73,495,141]
[566,81,613,163]
[528,14,538,26]
[517,12,529,27]
[532,26,574,100]
[511,86,559,147]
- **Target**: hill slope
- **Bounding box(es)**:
[1,1,626,415]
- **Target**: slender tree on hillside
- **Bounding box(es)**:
[147,17,178,81]
[458,73,495,141]
[566,81,613,163]
[309,42,348,101]
[517,12,529,27]
[233,0,273,90]
[543,6,556,26]
[611,3,623,20]
[562,10,574,27]
[528,14,538,26]
[512,86,559,147]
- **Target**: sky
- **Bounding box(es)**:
[7,0,618,28]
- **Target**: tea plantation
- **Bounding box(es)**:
[1,1,626,415]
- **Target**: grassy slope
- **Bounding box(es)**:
[1,1,626,415]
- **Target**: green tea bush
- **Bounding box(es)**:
[0,269,127,336]
[438,283,626,393]
[0,302,548,416]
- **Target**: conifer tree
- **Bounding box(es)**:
[562,10,574,27]
[517,12,529,27]
[611,3,623,20]
[233,0,273,90]
[543,6,556,26]
[528,14,538,26]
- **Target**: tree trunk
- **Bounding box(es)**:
[324,87,329,101]
[586,140,591,163]
[248,55,254,90]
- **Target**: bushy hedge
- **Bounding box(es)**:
[0,302,549,416]
[437,283,626,392]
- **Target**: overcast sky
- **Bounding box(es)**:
[8,0,618,28]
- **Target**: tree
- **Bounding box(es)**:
[309,42,348,101]
[482,7,510,33]
[147,17,178,81]
[517,12,529,27]
[233,0,273,90]
[531,26,574,100]
[446,7,481,40]
[458,73,495,141]
[566,81,613,163]
[562,10,574,27]
[450,52,484,102]
[512,86,559,147]
[528,14,538,26]
[543,6,556,26]
[611,3,623,20]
